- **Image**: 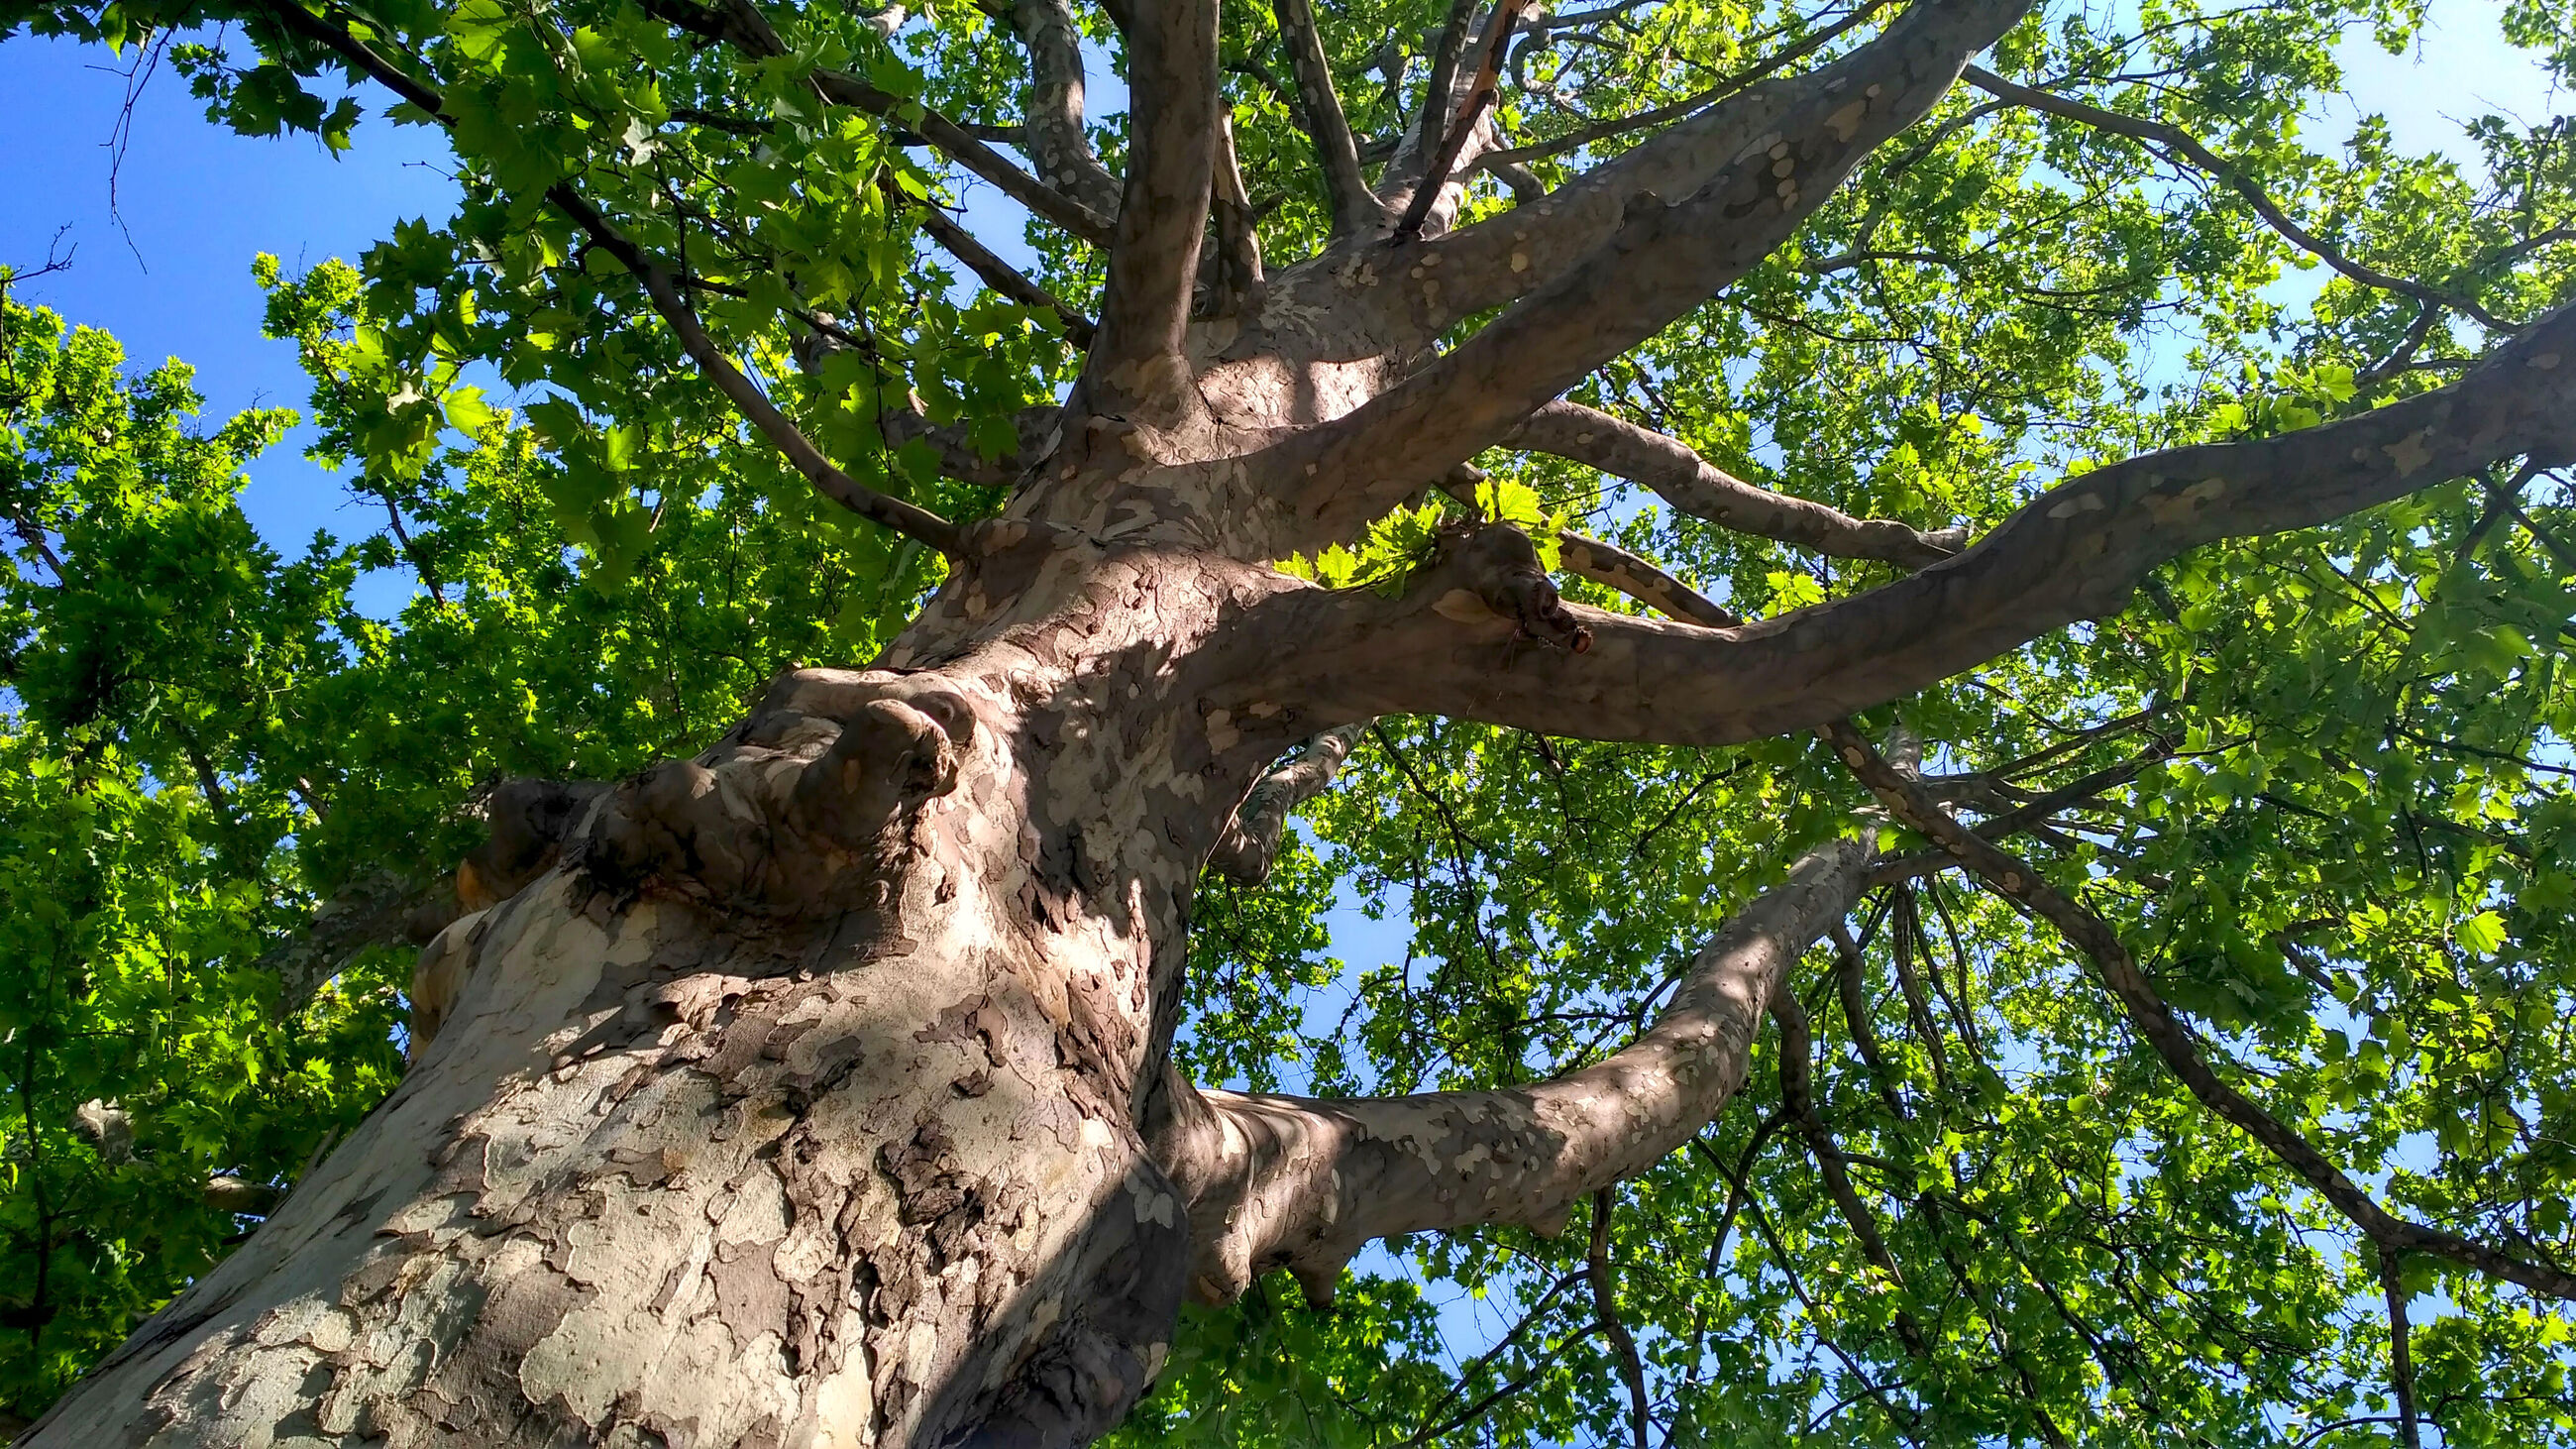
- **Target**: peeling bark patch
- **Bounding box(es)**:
[2384,429,2435,475]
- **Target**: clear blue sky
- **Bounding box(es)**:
[1,33,460,550]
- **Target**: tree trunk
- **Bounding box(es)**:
[19,549,1289,1448]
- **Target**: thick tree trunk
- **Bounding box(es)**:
[20,549,1290,1448]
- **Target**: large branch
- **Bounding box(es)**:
[1395,0,1484,184]
[1240,303,2576,742]
[1272,0,1930,367]
[1000,0,1127,220]
[1074,0,1222,420]
[1153,829,1876,1303]
[1820,722,2576,1301]
[1272,0,1390,236]
[1391,0,1538,241]
[1208,113,1267,315]
[1265,0,2035,546]
[1472,0,1898,175]
[265,1,967,554]
[1365,0,1520,242]
[1510,401,1964,566]
[256,869,453,1014]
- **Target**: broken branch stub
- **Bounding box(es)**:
[1454,522,1594,652]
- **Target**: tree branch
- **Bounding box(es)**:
[1241,302,2576,743]
[1208,724,1364,884]
[998,0,1127,219]
[262,1,967,553]
[1510,401,1965,566]
[1405,0,1484,182]
[1272,0,1390,236]
[878,401,1057,489]
[1818,720,2576,1301]
[1771,987,1911,1302]
[912,193,1099,346]
[1437,465,1742,624]
[1960,65,2508,332]
[1265,0,2036,546]
[1207,112,1267,316]
[255,868,454,1015]
[2381,1247,2423,1449]
[1557,531,1741,626]
[636,0,1116,244]
[553,188,969,552]
[1273,0,1912,364]
[1152,828,1875,1301]
[1076,0,1222,421]
[1473,0,1898,173]
[1392,0,1538,241]
[1585,1188,1653,1449]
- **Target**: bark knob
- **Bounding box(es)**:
[1458,522,1591,652]
[788,695,970,849]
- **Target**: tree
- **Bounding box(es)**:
[6,0,2576,1442]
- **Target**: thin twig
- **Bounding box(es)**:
[1964,65,2507,330]
[267,2,965,555]
[1820,719,2576,1300]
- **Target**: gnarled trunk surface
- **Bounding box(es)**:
[26,548,1290,1447]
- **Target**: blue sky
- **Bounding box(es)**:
[1,32,460,548]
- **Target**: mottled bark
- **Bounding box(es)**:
[1274,0,2038,546]
[1079,0,1221,422]
[1151,831,1876,1303]
[32,0,2576,1444]
[1556,532,1741,627]
[1003,0,1127,221]
[1207,724,1363,885]
[1254,301,2576,745]
[27,548,1288,1449]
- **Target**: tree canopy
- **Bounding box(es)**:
[7,0,2576,1442]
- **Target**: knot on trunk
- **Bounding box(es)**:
[586,759,773,897]
[564,678,979,913]
[786,696,967,849]
[1455,522,1592,652]
[458,778,611,910]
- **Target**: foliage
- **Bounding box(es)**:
[0,268,937,1420]
[6,0,2576,1441]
